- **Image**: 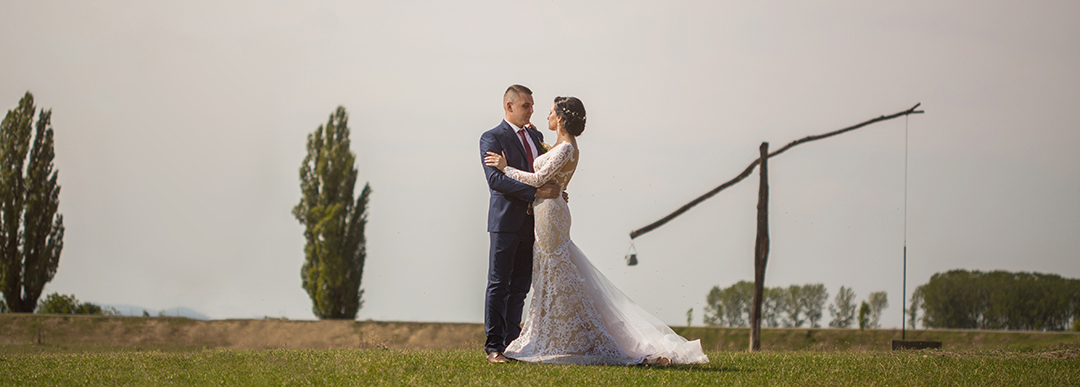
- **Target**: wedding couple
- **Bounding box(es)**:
[480,85,708,365]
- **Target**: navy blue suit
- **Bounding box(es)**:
[480,120,543,353]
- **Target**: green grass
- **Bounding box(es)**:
[6,314,1079,353]
[2,348,1078,386]
[2,315,1078,385]
[673,326,1080,352]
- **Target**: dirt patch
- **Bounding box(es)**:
[3,315,1078,353]
[918,348,1080,359]
[1,315,485,351]
[1039,348,1080,359]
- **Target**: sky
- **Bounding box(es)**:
[1,1,1077,329]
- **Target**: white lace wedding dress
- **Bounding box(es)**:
[501,141,709,365]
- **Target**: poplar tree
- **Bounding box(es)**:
[703,286,724,326]
[782,284,806,328]
[293,106,371,319]
[867,291,889,328]
[803,283,828,328]
[858,301,870,330]
[908,286,924,329]
[0,92,65,313]
[828,286,857,328]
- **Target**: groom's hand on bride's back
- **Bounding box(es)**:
[536,181,561,199]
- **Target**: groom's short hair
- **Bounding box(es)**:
[504,84,533,104]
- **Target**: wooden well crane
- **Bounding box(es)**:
[629,104,924,351]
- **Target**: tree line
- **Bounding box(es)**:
[910,269,1080,331]
[704,281,888,329]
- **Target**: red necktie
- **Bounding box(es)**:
[518,130,534,167]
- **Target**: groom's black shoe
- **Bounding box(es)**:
[486,351,509,364]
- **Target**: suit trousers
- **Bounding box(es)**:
[484,223,534,353]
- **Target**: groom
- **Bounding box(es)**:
[479,84,561,363]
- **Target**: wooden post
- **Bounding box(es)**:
[749,142,770,352]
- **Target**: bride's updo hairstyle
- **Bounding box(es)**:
[554,96,586,136]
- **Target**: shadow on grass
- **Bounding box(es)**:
[641,364,744,374]
[493,357,745,374]
[512,362,743,374]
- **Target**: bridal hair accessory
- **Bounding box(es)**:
[559,106,585,121]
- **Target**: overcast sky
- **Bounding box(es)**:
[2,1,1077,328]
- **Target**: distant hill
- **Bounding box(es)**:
[107,305,210,320]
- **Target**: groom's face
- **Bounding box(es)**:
[507,93,534,127]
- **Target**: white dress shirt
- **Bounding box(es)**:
[506,120,539,162]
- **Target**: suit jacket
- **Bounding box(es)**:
[481,120,544,233]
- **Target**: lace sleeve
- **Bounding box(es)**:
[504,143,573,188]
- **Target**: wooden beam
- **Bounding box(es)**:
[629,103,924,239]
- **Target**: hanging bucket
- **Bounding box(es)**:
[625,240,638,266]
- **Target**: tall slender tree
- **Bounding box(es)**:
[783,284,806,328]
[0,92,64,313]
[803,283,828,328]
[762,287,784,328]
[908,286,924,329]
[703,285,724,326]
[858,301,870,330]
[293,106,372,319]
[867,291,889,328]
[829,286,857,328]
[721,280,755,327]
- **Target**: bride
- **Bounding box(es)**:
[484,96,708,366]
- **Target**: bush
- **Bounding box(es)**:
[37,293,78,314]
[36,292,118,315]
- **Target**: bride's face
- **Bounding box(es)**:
[546,105,560,131]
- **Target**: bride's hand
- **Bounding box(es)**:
[484,151,507,171]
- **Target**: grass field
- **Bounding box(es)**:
[5,314,1079,352]
[2,315,1079,385]
[2,347,1079,386]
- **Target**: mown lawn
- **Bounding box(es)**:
[1,348,1078,386]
